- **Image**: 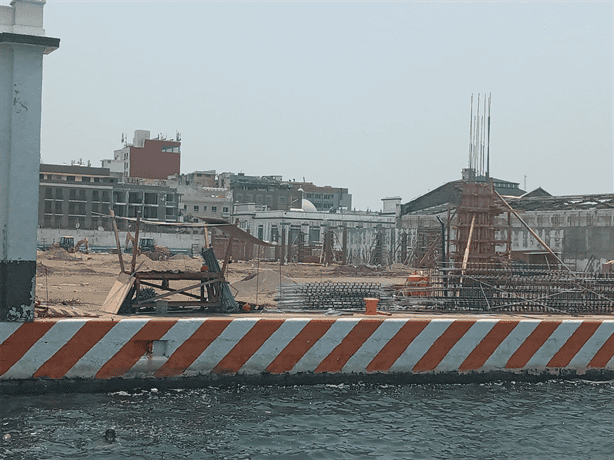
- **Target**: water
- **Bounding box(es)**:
[1,380,612,459]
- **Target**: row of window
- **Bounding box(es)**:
[305,193,335,200]
[235,194,288,205]
[40,173,115,183]
[44,187,111,202]
[184,205,230,213]
[43,201,112,216]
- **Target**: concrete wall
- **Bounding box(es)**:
[38,228,205,254]
[2,316,613,393]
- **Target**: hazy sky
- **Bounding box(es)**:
[34,1,612,211]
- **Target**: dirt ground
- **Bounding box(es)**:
[35,249,411,315]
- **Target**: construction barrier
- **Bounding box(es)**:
[1,317,613,393]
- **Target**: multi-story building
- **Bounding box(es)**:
[111,183,180,227]
[229,173,301,211]
[170,171,219,188]
[288,181,352,211]
[39,164,116,230]
[102,129,181,181]
[39,164,181,231]
[232,200,396,264]
[177,185,233,222]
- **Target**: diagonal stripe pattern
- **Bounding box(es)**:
[1,318,613,383]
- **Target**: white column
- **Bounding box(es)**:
[0,0,59,321]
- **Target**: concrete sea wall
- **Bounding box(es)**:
[1,316,613,394]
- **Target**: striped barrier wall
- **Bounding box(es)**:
[1,317,614,393]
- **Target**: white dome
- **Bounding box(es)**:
[302,199,317,212]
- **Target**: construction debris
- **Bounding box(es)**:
[389,264,614,314]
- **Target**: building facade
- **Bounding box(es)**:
[232,203,397,265]
[177,185,233,222]
[39,164,180,232]
[229,173,301,211]
[289,182,352,211]
[39,164,116,231]
[102,130,181,181]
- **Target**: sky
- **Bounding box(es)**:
[32,1,613,211]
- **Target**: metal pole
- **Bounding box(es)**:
[436,216,446,265]
[495,191,573,273]
[487,93,491,178]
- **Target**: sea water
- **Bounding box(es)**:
[1,380,613,459]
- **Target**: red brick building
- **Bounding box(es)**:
[107,130,181,181]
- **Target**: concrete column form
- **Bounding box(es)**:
[0,13,59,320]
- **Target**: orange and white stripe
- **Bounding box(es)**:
[1,317,614,383]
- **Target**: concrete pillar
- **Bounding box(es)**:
[0,0,59,321]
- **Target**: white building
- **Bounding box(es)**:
[232,200,402,265]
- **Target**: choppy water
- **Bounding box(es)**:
[1,380,613,459]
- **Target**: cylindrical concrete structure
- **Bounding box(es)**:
[0,0,59,321]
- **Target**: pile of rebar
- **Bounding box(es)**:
[277,282,386,310]
[392,265,614,314]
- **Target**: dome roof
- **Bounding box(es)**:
[302,199,317,212]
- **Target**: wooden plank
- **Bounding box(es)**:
[133,278,223,305]
[101,272,135,314]
[131,213,141,274]
[110,209,125,273]
[135,271,222,281]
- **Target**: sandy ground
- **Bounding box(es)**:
[36,249,411,315]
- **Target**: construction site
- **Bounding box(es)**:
[28,93,614,319]
[32,175,614,319]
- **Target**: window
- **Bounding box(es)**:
[94,177,100,183]
[223,207,229,213]
[184,204,187,210]
[82,176,91,182]
[102,191,110,202]
[44,201,52,213]
[194,205,199,212]
[278,196,287,204]
[39,174,44,180]
[56,188,63,199]
[69,189,77,200]
[79,189,86,201]
[203,206,207,211]
[45,188,53,199]
[211,206,217,213]
[92,190,100,201]
[67,176,76,181]
[54,202,62,213]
